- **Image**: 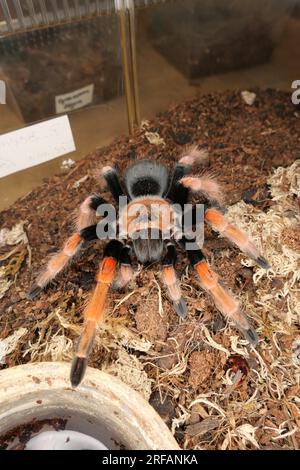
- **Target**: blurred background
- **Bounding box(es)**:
[0,0,300,209]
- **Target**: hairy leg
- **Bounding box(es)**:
[101,166,124,203]
[112,244,133,290]
[71,239,123,387]
[28,195,106,299]
[179,174,224,205]
[161,242,187,318]
[182,238,258,345]
[167,146,208,206]
[204,207,270,269]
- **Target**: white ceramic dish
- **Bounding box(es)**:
[0,362,179,450]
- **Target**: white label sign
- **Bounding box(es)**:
[55,84,94,114]
[0,115,76,178]
[0,80,6,104]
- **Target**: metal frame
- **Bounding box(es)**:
[117,0,140,133]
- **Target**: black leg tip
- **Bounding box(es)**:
[256,256,271,270]
[243,327,259,346]
[70,356,87,388]
[27,284,43,300]
[173,298,188,319]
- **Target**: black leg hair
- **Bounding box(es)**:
[80,217,116,243]
[166,163,190,207]
[112,244,134,290]
[167,146,208,206]
[162,242,177,265]
[89,194,108,211]
[102,166,125,203]
[180,237,206,266]
[80,224,98,242]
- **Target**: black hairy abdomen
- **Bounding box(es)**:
[131,177,161,197]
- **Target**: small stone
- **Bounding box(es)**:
[241,91,256,106]
[60,159,75,170]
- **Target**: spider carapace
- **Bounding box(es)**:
[28,147,270,387]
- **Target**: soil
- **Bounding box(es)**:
[0,418,67,450]
[0,89,299,450]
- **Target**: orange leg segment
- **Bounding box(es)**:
[194,260,258,344]
[70,241,122,387]
[161,243,187,318]
[28,195,106,300]
[205,208,270,269]
[162,265,187,318]
[28,233,83,299]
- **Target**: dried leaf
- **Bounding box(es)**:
[186,418,220,437]
[145,131,165,146]
[236,424,259,449]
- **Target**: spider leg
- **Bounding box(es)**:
[101,166,125,202]
[166,163,189,206]
[71,239,123,387]
[112,244,133,290]
[204,207,270,269]
[182,238,258,345]
[161,242,187,318]
[179,174,224,205]
[28,195,106,299]
[167,146,208,206]
[76,194,106,228]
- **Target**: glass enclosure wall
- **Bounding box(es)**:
[1,0,300,209]
[136,0,300,118]
[0,1,127,209]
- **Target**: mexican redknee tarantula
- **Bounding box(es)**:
[28,147,270,387]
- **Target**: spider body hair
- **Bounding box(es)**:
[123,161,170,263]
[132,229,164,264]
[28,145,270,387]
[125,160,169,198]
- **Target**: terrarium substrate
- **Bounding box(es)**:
[0,90,299,450]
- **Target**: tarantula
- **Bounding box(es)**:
[28,147,270,387]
